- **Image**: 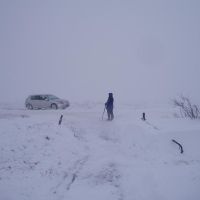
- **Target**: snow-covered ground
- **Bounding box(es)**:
[0,102,200,200]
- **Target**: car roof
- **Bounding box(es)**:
[30,94,53,96]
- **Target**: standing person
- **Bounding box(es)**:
[105,93,114,121]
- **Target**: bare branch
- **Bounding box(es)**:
[172,139,184,154]
[173,96,200,119]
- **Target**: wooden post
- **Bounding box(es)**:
[58,115,63,125]
[142,112,146,121]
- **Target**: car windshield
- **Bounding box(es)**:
[48,95,59,100]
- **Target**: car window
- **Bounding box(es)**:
[48,95,59,100]
[31,96,38,100]
[41,95,48,100]
[38,95,45,100]
[31,95,43,100]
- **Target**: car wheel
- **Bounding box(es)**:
[26,104,33,110]
[51,103,58,110]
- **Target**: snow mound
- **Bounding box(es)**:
[0,103,200,200]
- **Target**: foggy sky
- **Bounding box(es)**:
[0,0,200,105]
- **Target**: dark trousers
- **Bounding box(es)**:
[107,109,114,120]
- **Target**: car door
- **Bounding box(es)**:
[30,95,41,109]
[40,95,50,109]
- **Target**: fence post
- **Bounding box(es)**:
[142,112,146,121]
[58,115,63,125]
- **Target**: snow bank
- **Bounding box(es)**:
[0,103,200,200]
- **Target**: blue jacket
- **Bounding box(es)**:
[105,96,114,110]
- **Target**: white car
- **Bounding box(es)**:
[25,94,70,110]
